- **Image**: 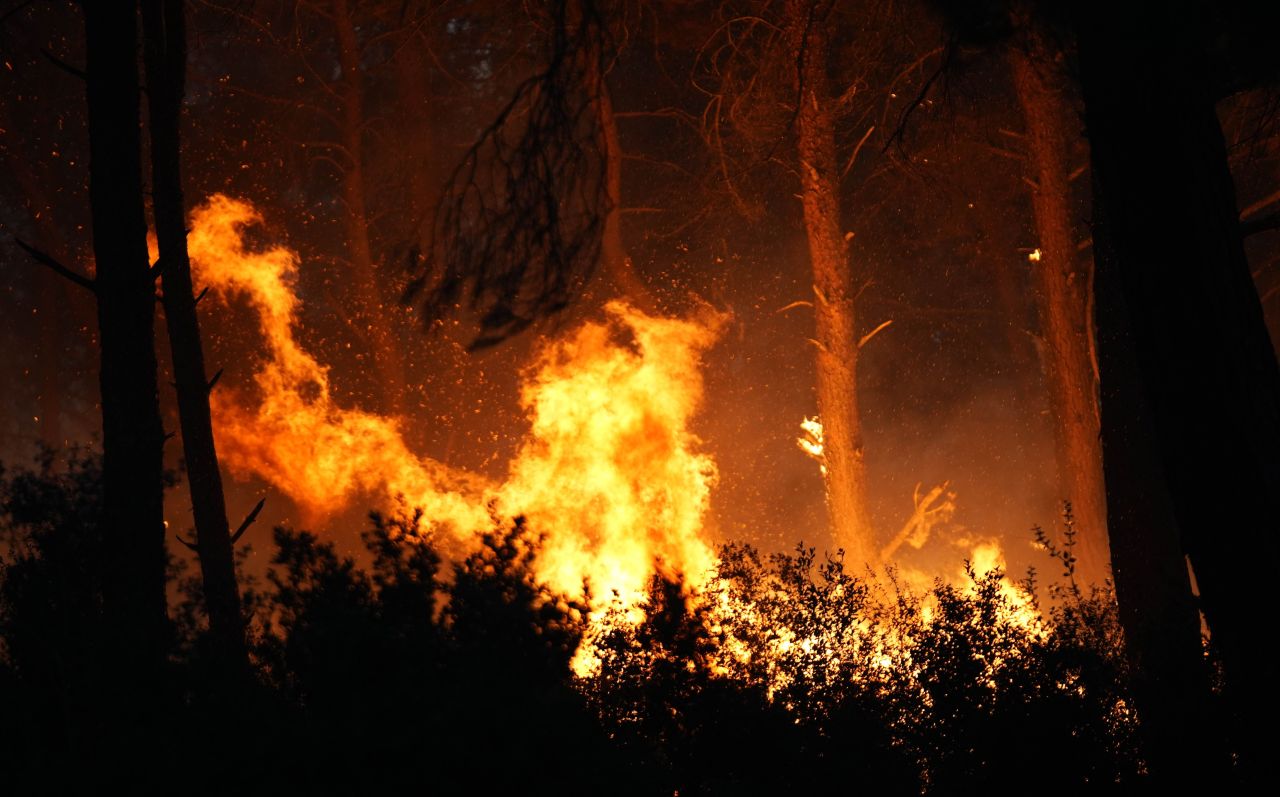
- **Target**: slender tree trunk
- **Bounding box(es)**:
[788,0,875,567]
[142,0,246,671]
[1077,0,1280,784]
[594,66,653,309]
[1007,25,1109,584]
[82,0,168,715]
[333,0,407,415]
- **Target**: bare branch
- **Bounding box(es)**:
[841,125,876,179]
[41,48,86,81]
[858,318,893,348]
[776,300,814,314]
[230,497,266,545]
[13,237,96,293]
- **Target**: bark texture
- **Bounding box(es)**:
[788,0,875,567]
[1007,24,1109,583]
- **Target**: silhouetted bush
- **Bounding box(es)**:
[0,458,1144,794]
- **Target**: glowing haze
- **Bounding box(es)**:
[187,195,723,608]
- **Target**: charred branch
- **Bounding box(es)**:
[13,237,96,293]
[407,0,615,347]
[230,497,266,546]
[41,47,85,81]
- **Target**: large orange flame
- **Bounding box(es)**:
[187,195,490,532]
[187,195,723,609]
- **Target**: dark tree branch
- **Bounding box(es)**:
[41,47,86,81]
[405,0,618,348]
[883,42,951,154]
[13,237,96,292]
[230,497,266,545]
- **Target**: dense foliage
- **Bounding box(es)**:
[1,454,1144,794]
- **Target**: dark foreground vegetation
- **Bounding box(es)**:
[0,451,1193,795]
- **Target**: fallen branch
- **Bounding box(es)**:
[881,481,955,561]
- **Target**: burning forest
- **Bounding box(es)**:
[1,0,1279,793]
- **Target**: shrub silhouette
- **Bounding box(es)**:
[0,458,1144,794]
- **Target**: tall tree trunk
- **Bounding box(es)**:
[594,65,653,309]
[333,0,407,415]
[1007,24,1109,584]
[1077,0,1280,784]
[142,0,247,671]
[82,0,169,715]
[788,0,875,567]
[1092,186,1228,785]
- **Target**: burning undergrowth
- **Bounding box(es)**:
[186,194,1055,681]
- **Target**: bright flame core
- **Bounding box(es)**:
[188,195,722,610]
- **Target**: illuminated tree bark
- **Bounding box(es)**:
[1007,22,1109,583]
[81,0,169,708]
[787,0,875,567]
[142,0,247,671]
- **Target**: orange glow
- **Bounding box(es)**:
[188,195,723,618]
[498,300,725,604]
[188,194,1044,679]
[187,195,490,534]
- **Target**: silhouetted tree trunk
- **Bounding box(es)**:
[142,0,246,671]
[82,0,168,715]
[787,0,875,566]
[1077,0,1280,785]
[1092,186,1228,786]
[1007,16,1108,582]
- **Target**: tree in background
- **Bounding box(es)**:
[1004,3,1108,583]
[409,0,615,346]
[693,0,941,565]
